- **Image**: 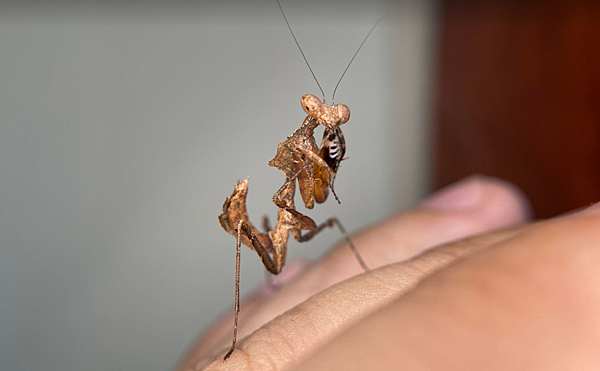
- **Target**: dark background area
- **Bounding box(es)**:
[434,0,600,218]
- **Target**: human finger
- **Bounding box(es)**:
[194,224,528,369]
[294,205,600,371]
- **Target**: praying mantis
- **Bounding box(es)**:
[218,0,382,361]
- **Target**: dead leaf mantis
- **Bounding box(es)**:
[218,0,383,361]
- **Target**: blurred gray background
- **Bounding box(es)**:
[0,1,439,370]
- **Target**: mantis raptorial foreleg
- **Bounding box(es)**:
[272,145,340,210]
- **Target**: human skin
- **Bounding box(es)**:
[177,176,600,371]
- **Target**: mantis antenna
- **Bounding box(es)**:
[332,15,386,104]
[276,0,326,102]
[276,0,385,105]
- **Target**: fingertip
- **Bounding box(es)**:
[469,175,533,224]
[423,175,532,225]
[421,175,485,211]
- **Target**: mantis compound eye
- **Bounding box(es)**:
[301,94,324,118]
[335,104,350,124]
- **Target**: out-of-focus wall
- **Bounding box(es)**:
[0,1,438,370]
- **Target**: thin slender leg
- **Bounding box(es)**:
[223,224,243,361]
[224,220,281,361]
[295,217,369,272]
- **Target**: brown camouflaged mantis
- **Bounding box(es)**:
[218,0,382,361]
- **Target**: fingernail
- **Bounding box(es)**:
[260,260,309,295]
[421,176,484,211]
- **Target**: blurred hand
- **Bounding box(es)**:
[178,176,600,371]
